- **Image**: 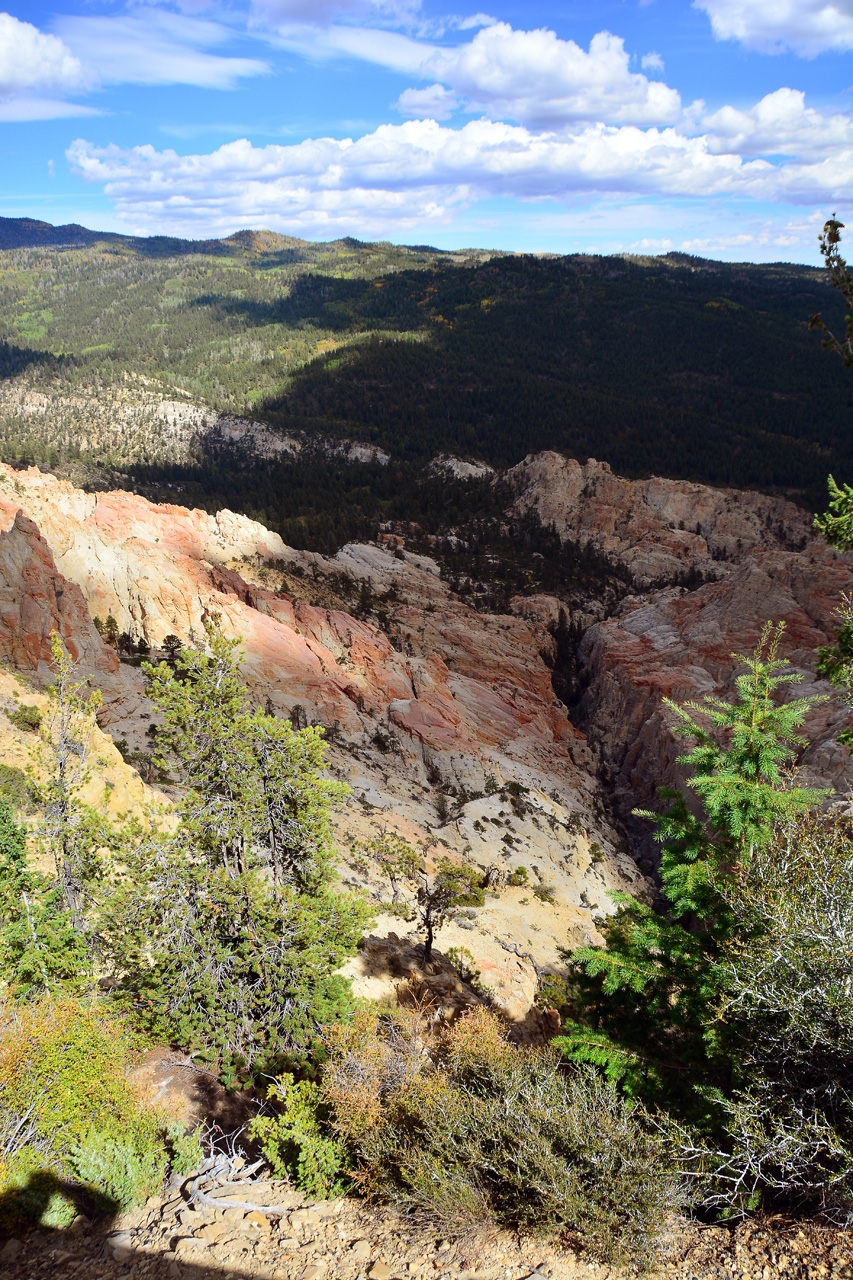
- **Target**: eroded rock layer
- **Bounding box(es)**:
[1,451,850,1013]
[508,451,853,859]
[0,460,642,1023]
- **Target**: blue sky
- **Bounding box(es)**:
[1,0,852,260]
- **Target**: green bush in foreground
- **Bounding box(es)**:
[0,996,167,1230]
[249,1074,349,1199]
[323,1005,684,1270]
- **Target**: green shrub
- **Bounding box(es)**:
[0,996,166,1230]
[6,703,42,733]
[163,1122,204,1178]
[324,1006,683,1269]
[249,1074,348,1198]
[0,764,34,812]
[508,866,528,886]
[533,884,556,904]
[679,809,853,1219]
[444,946,480,984]
[70,1130,164,1213]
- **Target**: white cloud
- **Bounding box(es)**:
[395,83,459,118]
[0,12,85,96]
[703,88,853,159]
[641,51,665,73]
[67,115,853,242]
[695,0,853,55]
[421,25,682,128]
[268,23,436,74]
[0,95,100,122]
[268,21,682,128]
[55,12,270,90]
[250,0,421,27]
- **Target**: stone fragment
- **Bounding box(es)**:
[245,1210,272,1232]
[106,1230,134,1262]
[0,1242,22,1264]
[175,1236,210,1254]
[351,1238,372,1260]
[369,1264,393,1280]
[198,1222,230,1243]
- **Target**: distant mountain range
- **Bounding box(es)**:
[0,215,465,259]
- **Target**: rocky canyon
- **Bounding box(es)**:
[0,450,850,1027]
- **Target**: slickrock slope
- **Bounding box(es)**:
[509,451,815,592]
[0,509,121,680]
[2,449,850,1004]
[0,461,640,1023]
[0,664,160,839]
[508,452,853,858]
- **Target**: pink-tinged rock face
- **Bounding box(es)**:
[520,460,853,856]
[0,510,119,679]
[508,452,816,591]
[4,449,849,1016]
[0,457,642,1028]
[0,461,592,804]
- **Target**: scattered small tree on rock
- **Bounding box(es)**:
[365,831,484,964]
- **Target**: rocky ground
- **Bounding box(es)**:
[0,1186,849,1280]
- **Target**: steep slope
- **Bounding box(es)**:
[1,450,850,1007]
[2,231,852,509]
[508,452,853,859]
[0,459,642,1021]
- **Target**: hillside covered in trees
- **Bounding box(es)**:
[0,217,852,527]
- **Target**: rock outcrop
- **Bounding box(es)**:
[508,451,853,859]
[508,451,815,590]
[0,509,121,681]
[0,460,639,1027]
[2,448,851,1006]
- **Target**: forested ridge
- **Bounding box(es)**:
[0,217,851,520]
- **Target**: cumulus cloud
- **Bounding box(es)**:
[0,12,86,97]
[420,25,682,128]
[66,114,853,242]
[695,0,853,56]
[55,12,269,90]
[641,51,665,72]
[395,83,459,118]
[703,88,853,159]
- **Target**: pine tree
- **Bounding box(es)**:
[33,633,104,932]
[557,624,827,1130]
[144,620,342,891]
[106,619,371,1081]
[0,795,88,998]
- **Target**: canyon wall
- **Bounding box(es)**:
[1,450,850,1008]
[509,452,853,861]
[0,460,642,1021]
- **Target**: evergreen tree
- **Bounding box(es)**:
[144,620,342,891]
[558,624,827,1130]
[33,634,105,932]
[105,620,371,1080]
[0,796,88,999]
